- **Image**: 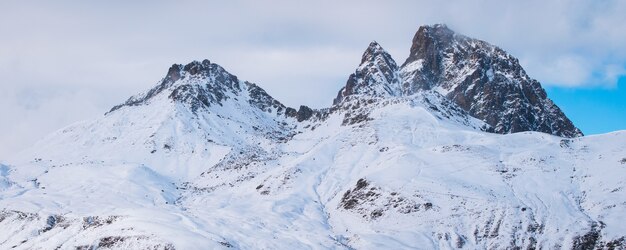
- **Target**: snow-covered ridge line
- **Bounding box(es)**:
[1,24,623,249]
[105,24,580,139]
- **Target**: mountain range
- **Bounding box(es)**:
[0,24,623,249]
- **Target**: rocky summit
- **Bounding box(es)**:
[335,24,581,137]
[400,24,582,137]
[333,41,402,105]
[0,25,623,250]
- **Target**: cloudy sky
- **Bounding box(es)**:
[1,0,625,160]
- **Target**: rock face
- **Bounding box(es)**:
[109,59,290,117]
[400,24,582,137]
[333,41,402,105]
[113,25,582,138]
[334,24,582,137]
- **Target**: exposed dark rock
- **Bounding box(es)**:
[108,24,583,139]
[456,235,466,248]
[168,84,214,112]
[284,105,329,123]
[340,178,371,210]
[165,64,183,82]
[98,236,126,248]
[527,236,537,250]
[572,227,600,250]
[339,179,430,220]
[93,236,175,250]
[219,241,234,248]
[182,59,211,75]
[604,237,625,250]
[370,209,383,219]
[247,82,287,115]
[423,202,433,210]
[285,107,297,118]
[107,60,243,114]
[295,105,313,122]
[355,178,368,190]
[106,58,333,127]
[400,24,582,137]
[333,41,401,105]
[342,112,372,126]
[560,139,573,148]
[82,215,119,229]
[330,27,579,136]
[42,215,59,232]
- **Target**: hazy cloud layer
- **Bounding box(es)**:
[1,0,625,159]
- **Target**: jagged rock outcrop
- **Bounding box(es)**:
[108,59,333,125]
[112,26,581,138]
[333,41,402,105]
[334,25,582,137]
[108,59,293,118]
[400,24,582,137]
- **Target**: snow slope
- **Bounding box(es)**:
[0,26,625,249]
[1,89,624,249]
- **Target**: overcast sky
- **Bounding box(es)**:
[1,0,625,160]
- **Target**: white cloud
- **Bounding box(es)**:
[520,55,592,87]
[0,87,102,160]
[602,64,626,87]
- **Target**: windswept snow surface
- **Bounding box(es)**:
[1,92,625,249]
[0,46,623,249]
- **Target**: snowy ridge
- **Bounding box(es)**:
[0,25,625,249]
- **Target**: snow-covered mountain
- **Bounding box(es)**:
[399,24,582,137]
[332,25,581,138]
[1,25,624,249]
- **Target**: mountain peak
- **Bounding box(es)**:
[360,40,393,65]
[181,59,212,75]
[333,42,401,105]
[416,24,455,38]
[366,40,382,49]
[165,59,213,81]
[403,24,457,70]
[399,24,582,137]
[360,41,385,63]
[108,59,244,114]
[421,23,452,33]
